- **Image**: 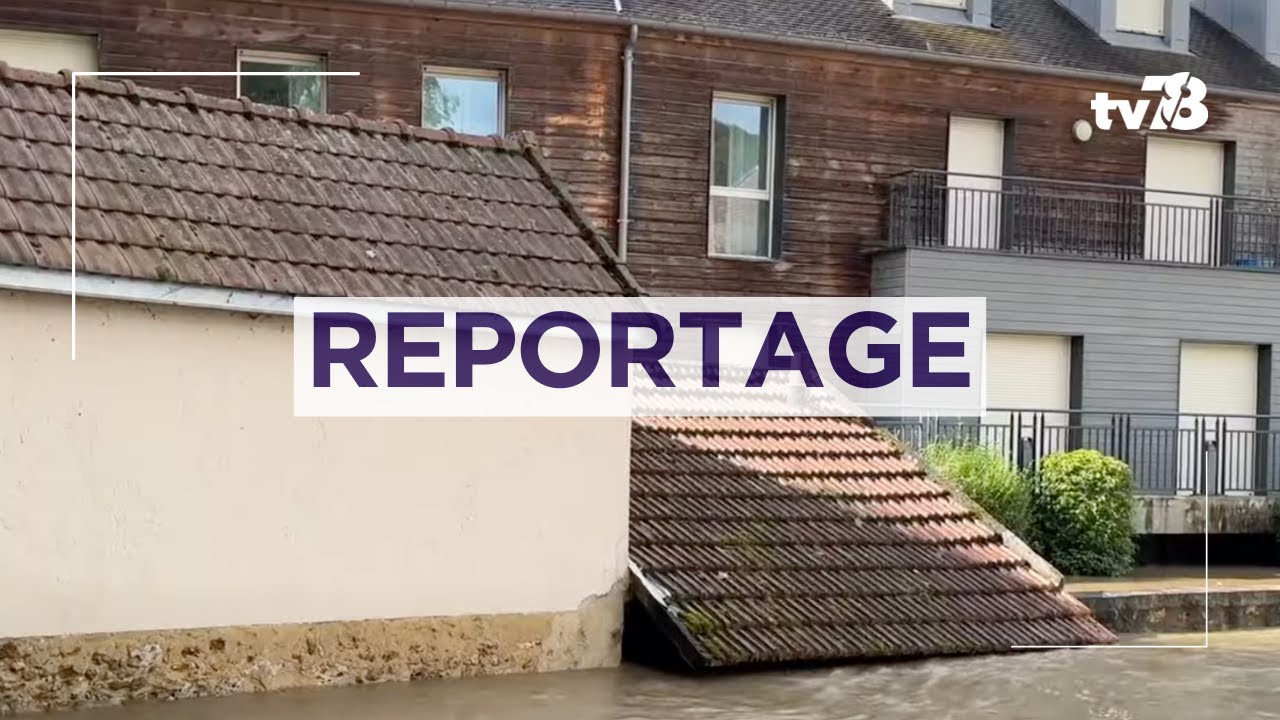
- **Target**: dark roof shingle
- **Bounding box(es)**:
[451,0,1280,94]
[629,416,1115,667]
[0,64,640,298]
[624,1,1280,93]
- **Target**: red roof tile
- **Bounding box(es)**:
[0,64,639,297]
[629,416,1115,667]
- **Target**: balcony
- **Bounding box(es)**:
[886,170,1280,269]
[882,410,1280,496]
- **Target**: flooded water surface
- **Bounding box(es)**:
[53,631,1280,720]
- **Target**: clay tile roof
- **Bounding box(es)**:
[629,416,1116,667]
[0,64,640,298]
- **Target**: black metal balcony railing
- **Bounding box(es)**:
[881,409,1280,496]
[887,170,1280,269]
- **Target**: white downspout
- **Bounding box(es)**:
[617,24,637,262]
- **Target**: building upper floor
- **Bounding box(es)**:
[4,0,1280,296]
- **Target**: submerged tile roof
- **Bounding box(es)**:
[0,65,639,298]
[629,416,1115,667]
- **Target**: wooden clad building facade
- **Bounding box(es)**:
[4,0,1280,297]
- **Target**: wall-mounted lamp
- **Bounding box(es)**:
[1072,119,1094,143]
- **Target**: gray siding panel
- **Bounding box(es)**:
[869,249,907,296]
[1195,0,1280,64]
[1081,336,1180,413]
[877,248,1280,492]
[892,248,1280,417]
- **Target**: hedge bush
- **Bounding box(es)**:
[923,442,1032,538]
[1273,500,1280,550]
[1031,450,1136,576]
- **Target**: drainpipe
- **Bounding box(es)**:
[617,24,637,262]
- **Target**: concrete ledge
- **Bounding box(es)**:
[0,589,623,715]
[1133,495,1277,535]
[1078,588,1280,634]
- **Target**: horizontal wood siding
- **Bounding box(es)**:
[0,0,624,235]
[624,32,1280,296]
[8,6,1280,298]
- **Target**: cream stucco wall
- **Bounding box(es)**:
[0,290,631,639]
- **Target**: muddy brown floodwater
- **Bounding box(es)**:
[50,630,1280,720]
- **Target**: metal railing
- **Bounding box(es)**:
[886,170,1280,269]
[881,409,1280,495]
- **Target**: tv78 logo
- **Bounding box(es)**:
[1091,72,1209,132]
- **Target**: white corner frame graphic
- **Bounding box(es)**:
[65,73,1212,653]
[69,70,360,360]
[1012,487,1210,651]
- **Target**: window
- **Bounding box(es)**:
[882,0,991,27]
[946,116,1006,249]
[709,94,777,259]
[0,28,96,73]
[1143,137,1224,264]
[1178,342,1260,492]
[237,50,326,112]
[984,333,1072,450]
[1116,0,1166,36]
[422,67,505,136]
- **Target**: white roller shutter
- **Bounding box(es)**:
[1178,342,1258,493]
[1116,0,1166,35]
[983,333,1072,453]
[1178,343,1258,416]
[0,29,97,74]
[986,333,1071,411]
[1144,137,1224,264]
[946,116,1005,249]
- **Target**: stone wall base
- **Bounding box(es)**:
[1133,495,1276,535]
[0,588,623,715]
[1079,589,1280,634]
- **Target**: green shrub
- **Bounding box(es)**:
[1031,450,1136,577]
[923,442,1032,537]
[1272,500,1280,551]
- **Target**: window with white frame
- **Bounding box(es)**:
[237,50,326,112]
[1116,0,1166,36]
[0,28,97,73]
[881,0,986,25]
[709,94,777,259]
[422,67,505,136]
